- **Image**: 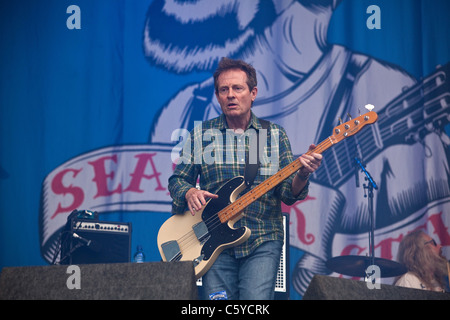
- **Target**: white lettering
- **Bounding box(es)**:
[366,264,381,289]
[66,265,81,289]
[181,304,215,317]
[66,5,81,30]
[366,5,381,30]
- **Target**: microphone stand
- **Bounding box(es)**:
[327,158,406,279]
[59,241,84,265]
[355,157,378,269]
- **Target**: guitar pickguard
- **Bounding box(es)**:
[200,176,248,260]
[157,176,251,278]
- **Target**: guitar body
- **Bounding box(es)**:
[157,176,251,279]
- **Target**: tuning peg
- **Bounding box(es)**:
[338,117,343,125]
[365,104,375,112]
[358,108,361,116]
[347,113,352,120]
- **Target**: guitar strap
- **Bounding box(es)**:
[244,118,270,188]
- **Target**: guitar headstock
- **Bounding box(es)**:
[331,109,378,144]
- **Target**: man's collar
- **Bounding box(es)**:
[218,111,262,131]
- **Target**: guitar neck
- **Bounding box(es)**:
[313,63,450,188]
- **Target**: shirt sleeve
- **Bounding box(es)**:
[168,132,200,214]
[395,273,424,290]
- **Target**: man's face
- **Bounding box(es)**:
[215,68,257,121]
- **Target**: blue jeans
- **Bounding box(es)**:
[201,240,283,300]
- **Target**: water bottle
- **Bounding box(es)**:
[133,245,145,263]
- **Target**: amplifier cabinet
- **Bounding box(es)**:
[61,219,131,265]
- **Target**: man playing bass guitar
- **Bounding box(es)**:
[168,57,322,300]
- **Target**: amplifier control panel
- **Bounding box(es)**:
[72,220,131,234]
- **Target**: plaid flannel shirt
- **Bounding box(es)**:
[168,112,309,258]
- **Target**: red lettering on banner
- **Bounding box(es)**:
[88,155,122,198]
[124,153,166,192]
[376,234,402,260]
[340,244,366,256]
[339,210,450,260]
[50,168,84,219]
[428,211,450,246]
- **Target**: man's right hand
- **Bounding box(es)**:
[185,187,219,215]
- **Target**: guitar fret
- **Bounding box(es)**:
[314,115,381,187]
[369,122,384,149]
[341,138,355,174]
[314,155,332,185]
[330,147,343,181]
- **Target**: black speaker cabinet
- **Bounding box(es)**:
[0,262,198,300]
[60,219,131,264]
[303,275,450,300]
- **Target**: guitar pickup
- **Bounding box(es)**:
[192,221,209,242]
[161,240,182,262]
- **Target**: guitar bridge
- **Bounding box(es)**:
[193,254,204,267]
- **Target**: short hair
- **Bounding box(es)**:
[213,57,257,93]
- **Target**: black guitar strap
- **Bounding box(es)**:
[244,119,270,188]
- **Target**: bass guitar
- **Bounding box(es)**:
[157,108,378,279]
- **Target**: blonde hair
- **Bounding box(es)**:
[396,230,447,289]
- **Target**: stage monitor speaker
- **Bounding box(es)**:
[303,275,450,300]
[0,262,198,300]
[274,212,289,300]
[60,219,131,264]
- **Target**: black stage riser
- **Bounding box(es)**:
[303,275,450,300]
[0,262,198,300]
